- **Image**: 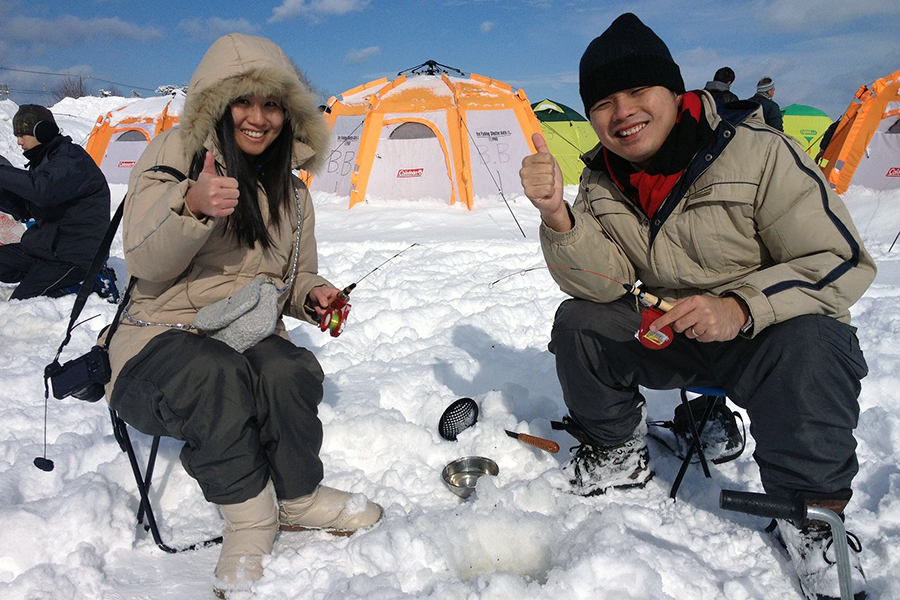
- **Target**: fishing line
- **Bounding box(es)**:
[889,228,900,253]
[540,121,588,154]
[489,265,626,288]
[459,117,527,238]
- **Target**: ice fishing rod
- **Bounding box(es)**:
[622,282,674,312]
[490,265,668,305]
[319,243,419,337]
[489,265,677,348]
[490,265,673,308]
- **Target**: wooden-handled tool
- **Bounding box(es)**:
[505,430,560,454]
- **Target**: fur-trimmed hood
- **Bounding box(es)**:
[179,33,329,174]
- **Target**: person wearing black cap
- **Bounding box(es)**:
[704,66,739,108]
[0,104,110,300]
[748,76,783,130]
[519,13,872,600]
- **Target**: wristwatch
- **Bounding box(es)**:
[740,313,754,334]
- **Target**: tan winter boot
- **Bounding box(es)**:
[213,480,278,599]
[279,485,383,536]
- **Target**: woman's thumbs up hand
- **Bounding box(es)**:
[185,151,240,218]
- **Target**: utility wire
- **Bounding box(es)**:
[0,65,157,93]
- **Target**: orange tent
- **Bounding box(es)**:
[311,61,543,209]
[819,69,900,194]
[86,92,183,185]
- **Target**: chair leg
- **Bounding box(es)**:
[109,410,222,553]
[669,392,723,499]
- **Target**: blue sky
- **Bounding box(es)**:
[0,0,896,120]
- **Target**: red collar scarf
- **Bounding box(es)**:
[603,91,714,218]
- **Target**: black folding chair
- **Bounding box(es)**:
[110,409,222,553]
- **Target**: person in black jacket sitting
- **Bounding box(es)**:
[0,105,110,300]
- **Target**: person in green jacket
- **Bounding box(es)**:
[520,13,873,600]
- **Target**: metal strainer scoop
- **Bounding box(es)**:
[438,397,479,441]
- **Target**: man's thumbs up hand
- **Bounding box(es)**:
[185,151,240,218]
[519,133,570,232]
[532,132,551,154]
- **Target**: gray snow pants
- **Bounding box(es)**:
[109,330,325,505]
[549,297,868,499]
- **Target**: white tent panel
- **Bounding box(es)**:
[853,129,900,191]
[99,125,154,185]
[365,136,455,203]
[464,108,532,198]
[316,114,366,196]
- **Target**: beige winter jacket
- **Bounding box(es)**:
[540,92,876,335]
[105,34,332,389]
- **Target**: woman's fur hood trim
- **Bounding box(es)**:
[179,33,329,174]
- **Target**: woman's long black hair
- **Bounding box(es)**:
[188,106,294,249]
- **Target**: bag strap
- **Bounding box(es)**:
[51,164,189,362]
[50,198,125,363]
[102,278,136,347]
[146,165,188,182]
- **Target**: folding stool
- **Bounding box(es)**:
[110,409,223,553]
[668,386,729,500]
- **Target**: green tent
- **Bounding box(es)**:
[531,99,599,185]
[781,104,834,158]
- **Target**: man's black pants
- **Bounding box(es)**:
[549,297,868,499]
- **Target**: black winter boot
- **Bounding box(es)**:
[553,416,653,496]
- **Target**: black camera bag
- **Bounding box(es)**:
[43,200,132,403]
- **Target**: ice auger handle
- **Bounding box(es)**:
[720,489,854,600]
[719,490,807,523]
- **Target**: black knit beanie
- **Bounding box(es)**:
[13,104,59,142]
[579,13,685,115]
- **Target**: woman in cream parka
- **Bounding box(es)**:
[105,34,382,597]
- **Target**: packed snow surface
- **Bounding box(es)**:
[1,97,898,600]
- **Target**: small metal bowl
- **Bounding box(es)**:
[441,456,499,498]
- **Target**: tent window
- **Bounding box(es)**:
[116,130,148,142]
[887,119,900,134]
[389,122,436,140]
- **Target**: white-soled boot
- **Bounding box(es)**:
[279,485,383,536]
[213,480,278,599]
[774,517,867,600]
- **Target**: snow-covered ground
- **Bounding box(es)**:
[1,97,899,600]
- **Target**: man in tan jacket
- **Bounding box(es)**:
[519,13,874,600]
